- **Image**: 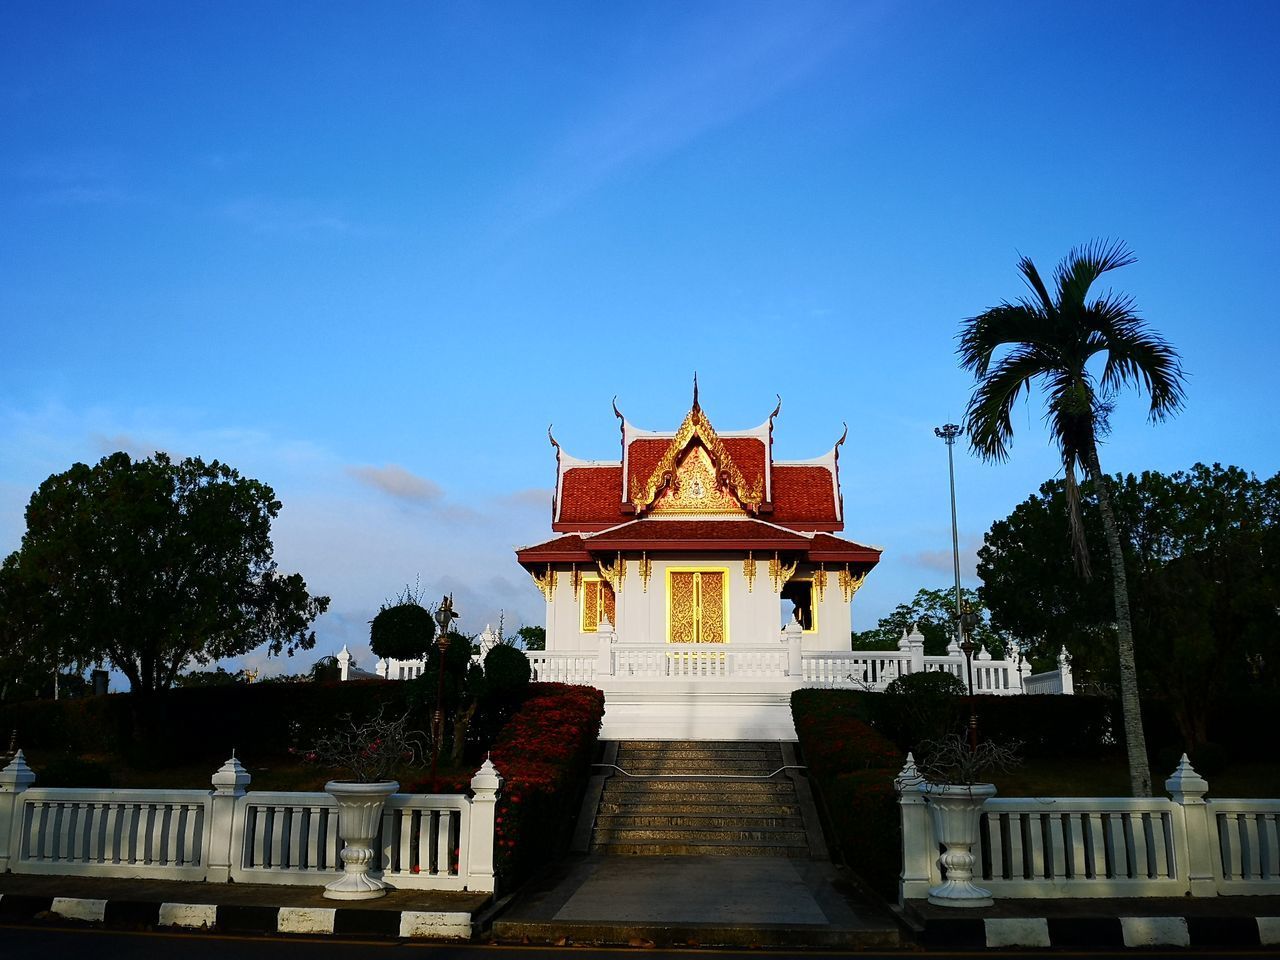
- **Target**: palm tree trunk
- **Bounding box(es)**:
[1085,445,1153,797]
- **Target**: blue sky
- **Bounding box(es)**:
[3,2,1278,676]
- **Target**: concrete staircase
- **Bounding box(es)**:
[590,740,813,858]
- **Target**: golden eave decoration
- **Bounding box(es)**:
[768,552,797,592]
[628,401,764,515]
[597,552,624,593]
[743,551,756,593]
[530,564,556,601]
[812,564,827,603]
[638,552,653,592]
[571,563,582,601]
[839,565,868,603]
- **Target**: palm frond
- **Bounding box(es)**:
[957,303,1048,377]
[962,346,1052,462]
[1017,255,1057,315]
[1086,295,1186,419]
[1063,462,1092,580]
[1055,239,1137,310]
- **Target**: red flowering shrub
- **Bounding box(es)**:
[792,688,904,901]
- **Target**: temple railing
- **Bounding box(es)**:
[0,753,499,894]
[899,755,1280,902]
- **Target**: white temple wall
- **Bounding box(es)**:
[540,555,860,652]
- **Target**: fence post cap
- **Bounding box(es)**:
[1165,753,1208,802]
[0,749,35,791]
[211,753,252,796]
[471,756,503,795]
[894,752,921,793]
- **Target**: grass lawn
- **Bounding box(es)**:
[996,756,1280,799]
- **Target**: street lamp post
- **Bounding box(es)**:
[430,594,458,793]
[935,423,978,750]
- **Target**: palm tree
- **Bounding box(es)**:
[959,240,1185,797]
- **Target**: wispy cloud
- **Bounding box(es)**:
[495,5,872,235]
[911,534,982,580]
[221,196,355,239]
[346,463,444,503]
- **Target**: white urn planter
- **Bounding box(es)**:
[920,782,997,908]
[324,780,399,900]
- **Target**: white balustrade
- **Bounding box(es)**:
[0,752,501,893]
[898,755,1280,902]
[527,653,596,684]
[12,787,209,880]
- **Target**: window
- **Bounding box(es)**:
[580,577,616,632]
[781,579,816,632]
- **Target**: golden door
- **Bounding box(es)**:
[668,570,726,643]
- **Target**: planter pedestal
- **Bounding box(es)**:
[324,780,398,900]
[921,782,997,908]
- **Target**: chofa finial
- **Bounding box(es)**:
[547,424,560,450]
[612,395,624,421]
[692,372,699,409]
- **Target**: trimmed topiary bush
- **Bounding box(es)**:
[484,644,532,704]
[369,598,436,662]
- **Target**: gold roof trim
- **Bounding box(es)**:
[628,402,764,514]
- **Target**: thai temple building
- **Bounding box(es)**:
[340,385,1073,738]
[512,386,1066,740]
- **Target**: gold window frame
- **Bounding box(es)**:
[664,566,730,644]
[579,575,616,633]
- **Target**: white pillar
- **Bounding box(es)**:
[783,619,803,677]
[375,658,389,680]
[908,623,926,674]
[1016,652,1031,692]
[206,754,251,883]
[1166,755,1216,897]
[1057,646,1074,695]
[467,758,503,893]
[337,645,353,681]
[895,753,934,902]
[0,750,36,872]
[596,618,616,677]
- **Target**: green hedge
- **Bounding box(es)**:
[793,688,1115,758]
[791,689,903,901]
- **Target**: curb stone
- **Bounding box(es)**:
[916,911,1280,949]
[0,893,473,940]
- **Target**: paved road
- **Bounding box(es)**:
[0,924,1262,958]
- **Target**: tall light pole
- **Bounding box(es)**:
[935,423,978,749]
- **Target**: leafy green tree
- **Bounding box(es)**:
[960,240,1186,796]
[0,452,329,697]
[369,587,436,661]
[853,587,1009,658]
[980,464,1280,751]
[515,625,546,651]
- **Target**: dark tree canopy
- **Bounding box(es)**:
[369,598,436,661]
[0,451,329,696]
[852,586,1009,659]
[980,463,1280,747]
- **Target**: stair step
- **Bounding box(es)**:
[593,826,809,844]
[614,765,778,777]
[616,746,778,758]
[616,740,778,751]
[595,813,804,829]
[591,840,810,858]
[599,783,788,798]
[597,802,801,816]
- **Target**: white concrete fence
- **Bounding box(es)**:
[0,751,501,893]
[517,622,1072,696]
[899,755,1280,902]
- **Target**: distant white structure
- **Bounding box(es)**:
[336,624,505,682]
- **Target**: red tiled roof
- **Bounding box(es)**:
[517,521,881,566]
[557,467,622,526]
[587,519,810,547]
[625,438,667,490]
[770,466,839,526]
[808,532,881,563]
[721,437,766,495]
